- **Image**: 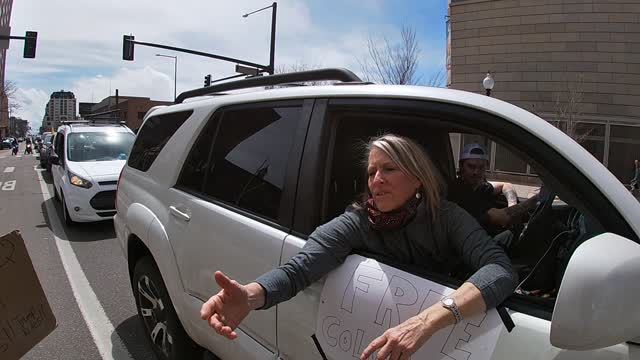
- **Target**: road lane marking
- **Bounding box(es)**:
[4,167,14,172]
[16,155,21,158]
[1,180,15,191]
[35,166,133,360]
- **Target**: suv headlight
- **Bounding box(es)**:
[68,170,93,189]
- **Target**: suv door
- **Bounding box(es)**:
[276,98,640,360]
[167,100,313,357]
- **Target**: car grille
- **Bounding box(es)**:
[98,180,118,186]
[90,191,116,210]
[97,211,117,217]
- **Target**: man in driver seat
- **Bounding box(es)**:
[448,143,538,246]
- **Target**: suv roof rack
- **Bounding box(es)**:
[81,109,127,126]
[176,68,363,103]
[60,120,90,125]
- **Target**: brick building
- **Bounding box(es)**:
[448,0,640,184]
[90,96,173,131]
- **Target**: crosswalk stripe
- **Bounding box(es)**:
[3,167,14,172]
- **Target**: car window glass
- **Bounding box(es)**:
[318,102,632,321]
[203,105,301,220]
[56,134,65,157]
[67,132,135,162]
[128,110,193,171]
[448,130,624,319]
[176,115,220,192]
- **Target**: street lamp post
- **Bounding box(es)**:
[482,71,495,96]
[156,54,178,102]
[242,2,277,75]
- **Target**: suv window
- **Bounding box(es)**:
[177,114,220,192]
[128,110,193,171]
[202,104,302,220]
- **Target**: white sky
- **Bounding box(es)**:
[5,0,446,131]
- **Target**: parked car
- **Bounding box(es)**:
[114,69,640,360]
[50,121,135,225]
[39,132,54,169]
[1,138,12,150]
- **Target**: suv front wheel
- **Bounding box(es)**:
[132,256,201,360]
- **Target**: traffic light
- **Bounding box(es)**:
[23,31,37,59]
[204,74,211,87]
[123,35,134,61]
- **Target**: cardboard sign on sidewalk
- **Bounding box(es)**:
[0,230,56,360]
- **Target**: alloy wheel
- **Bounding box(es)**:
[137,275,173,358]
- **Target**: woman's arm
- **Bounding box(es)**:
[256,209,366,309]
[201,209,367,340]
[443,201,518,309]
[360,282,485,360]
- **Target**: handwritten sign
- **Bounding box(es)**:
[0,231,56,360]
[316,255,502,360]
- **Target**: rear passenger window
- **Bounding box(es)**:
[203,104,301,220]
[128,110,193,171]
[176,115,220,192]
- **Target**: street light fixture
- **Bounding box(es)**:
[483,71,495,96]
[156,54,178,102]
[242,2,277,75]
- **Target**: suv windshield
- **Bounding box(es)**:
[67,132,135,162]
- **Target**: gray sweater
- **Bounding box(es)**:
[256,200,517,310]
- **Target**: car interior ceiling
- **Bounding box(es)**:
[322,109,610,316]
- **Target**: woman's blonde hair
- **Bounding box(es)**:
[356,133,443,222]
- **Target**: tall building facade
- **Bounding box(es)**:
[42,90,77,131]
[448,0,640,184]
[0,0,14,138]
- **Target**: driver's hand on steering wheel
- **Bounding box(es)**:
[487,208,511,227]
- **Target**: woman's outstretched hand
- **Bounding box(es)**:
[360,314,434,360]
[200,271,259,340]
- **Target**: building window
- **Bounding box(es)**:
[608,125,640,185]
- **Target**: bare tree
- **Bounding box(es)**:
[552,75,591,143]
[1,80,21,115]
[274,62,333,86]
[359,25,421,85]
[426,69,445,87]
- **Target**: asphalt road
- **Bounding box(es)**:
[0,145,155,360]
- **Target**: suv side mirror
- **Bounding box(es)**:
[49,155,59,165]
[551,233,640,350]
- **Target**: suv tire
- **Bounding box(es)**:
[132,256,201,360]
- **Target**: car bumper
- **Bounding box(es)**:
[62,184,117,222]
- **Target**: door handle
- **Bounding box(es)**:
[169,206,191,222]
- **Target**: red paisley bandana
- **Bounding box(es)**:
[366,195,421,231]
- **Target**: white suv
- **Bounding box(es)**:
[51,121,135,225]
[114,69,640,360]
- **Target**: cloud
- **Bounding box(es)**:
[14,88,49,131]
[5,0,446,130]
